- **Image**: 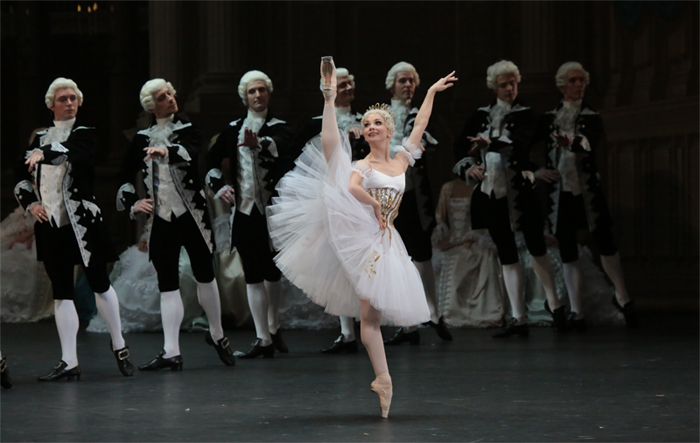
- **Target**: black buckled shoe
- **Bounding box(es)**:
[271,330,289,354]
[1,356,12,389]
[612,296,639,329]
[544,300,570,334]
[233,339,275,359]
[111,342,134,377]
[38,360,81,381]
[321,335,359,354]
[492,318,529,338]
[567,312,588,332]
[424,316,453,342]
[205,334,236,366]
[383,328,420,346]
[138,351,183,371]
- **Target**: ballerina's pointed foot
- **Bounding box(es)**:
[371,375,393,418]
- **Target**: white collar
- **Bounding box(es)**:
[246,108,268,120]
[156,114,175,126]
[53,118,76,129]
[562,99,582,110]
[336,105,351,115]
[391,98,409,109]
[496,98,512,110]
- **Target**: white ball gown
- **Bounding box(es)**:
[267,134,430,326]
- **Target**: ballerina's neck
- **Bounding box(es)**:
[367,139,392,161]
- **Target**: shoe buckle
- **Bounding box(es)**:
[0,359,6,372]
[219,337,230,349]
[117,348,130,360]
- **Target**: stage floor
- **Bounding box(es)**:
[1,314,698,442]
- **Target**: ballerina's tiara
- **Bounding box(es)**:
[365,103,393,117]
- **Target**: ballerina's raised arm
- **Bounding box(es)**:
[402,71,458,164]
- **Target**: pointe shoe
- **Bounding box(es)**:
[271,330,289,354]
[371,377,393,418]
[424,316,453,342]
[320,56,337,101]
[320,335,358,354]
[233,339,275,359]
[1,356,12,389]
[205,334,236,366]
[138,351,183,371]
[111,341,134,377]
[38,360,81,381]
[492,318,529,338]
[384,328,420,346]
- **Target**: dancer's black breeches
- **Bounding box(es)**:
[554,191,617,263]
[150,212,215,291]
[393,190,433,262]
[231,207,281,284]
[478,194,547,265]
[40,224,111,299]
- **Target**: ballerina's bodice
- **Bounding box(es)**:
[362,170,405,227]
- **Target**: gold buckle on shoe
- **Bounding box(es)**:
[0,359,6,372]
[117,348,130,360]
[220,337,230,349]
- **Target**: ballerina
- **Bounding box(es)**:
[267,57,456,418]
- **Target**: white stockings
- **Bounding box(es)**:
[197,280,224,342]
[160,290,184,358]
[54,300,79,369]
[246,283,272,345]
[502,263,526,323]
[94,286,125,350]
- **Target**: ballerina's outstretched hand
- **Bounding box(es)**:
[428,71,458,93]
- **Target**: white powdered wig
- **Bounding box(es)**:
[318,67,356,91]
[385,61,420,90]
[486,60,521,90]
[238,70,273,105]
[555,61,590,89]
[140,79,176,112]
[45,77,84,109]
[362,108,395,133]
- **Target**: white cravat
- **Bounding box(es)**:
[336,105,359,133]
[39,118,75,227]
[151,115,188,221]
[237,108,268,215]
[390,99,410,147]
[481,99,511,199]
[554,100,582,195]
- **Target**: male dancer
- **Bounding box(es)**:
[206,70,293,358]
[16,77,132,380]
[291,67,366,354]
[535,61,637,329]
[117,78,235,370]
[382,62,452,345]
[453,60,567,336]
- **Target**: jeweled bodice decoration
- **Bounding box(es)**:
[366,188,403,226]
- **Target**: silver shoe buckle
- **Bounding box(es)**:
[220,337,230,349]
[117,348,130,360]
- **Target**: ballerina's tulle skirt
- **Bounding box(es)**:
[267,137,430,326]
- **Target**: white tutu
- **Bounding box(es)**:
[267,135,430,326]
